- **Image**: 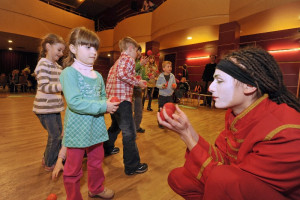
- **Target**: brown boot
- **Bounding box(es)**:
[88,188,115,199]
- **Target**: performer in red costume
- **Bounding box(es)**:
[158,47,300,200]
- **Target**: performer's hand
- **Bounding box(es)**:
[106,99,120,114]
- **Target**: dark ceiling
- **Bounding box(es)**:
[39,0,164,31]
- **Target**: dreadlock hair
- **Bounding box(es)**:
[224,47,300,112]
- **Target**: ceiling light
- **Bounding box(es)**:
[8,47,13,50]
[8,40,13,43]
[187,37,192,40]
[186,56,210,60]
[107,54,111,57]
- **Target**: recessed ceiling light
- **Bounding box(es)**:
[187,37,192,40]
[8,47,13,50]
[8,40,13,43]
[107,54,111,57]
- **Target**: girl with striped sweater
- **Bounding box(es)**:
[33,33,65,171]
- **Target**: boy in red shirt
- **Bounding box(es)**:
[104,37,148,175]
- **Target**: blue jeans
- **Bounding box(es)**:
[104,101,141,171]
[36,113,62,167]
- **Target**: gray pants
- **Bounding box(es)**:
[133,87,143,129]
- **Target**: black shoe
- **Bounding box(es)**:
[125,163,148,175]
[158,124,164,129]
[136,127,145,133]
[147,107,153,111]
[105,147,120,157]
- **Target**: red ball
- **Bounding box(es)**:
[164,102,176,113]
[110,97,120,103]
[172,83,177,88]
[148,73,153,77]
[156,53,160,57]
[160,108,174,121]
[147,50,153,56]
[136,75,141,80]
[143,81,147,86]
[46,193,57,200]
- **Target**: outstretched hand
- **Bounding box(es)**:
[157,104,199,150]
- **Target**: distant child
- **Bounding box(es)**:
[32,33,65,171]
[133,45,149,133]
[156,61,176,128]
[104,36,148,176]
[142,55,159,111]
[175,77,190,101]
[60,27,119,200]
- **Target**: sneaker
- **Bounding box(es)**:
[125,163,148,175]
[136,127,145,133]
[105,147,120,157]
[88,187,115,199]
[147,107,153,111]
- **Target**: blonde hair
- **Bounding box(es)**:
[119,36,139,52]
[39,33,65,60]
[162,61,172,68]
[63,27,100,68]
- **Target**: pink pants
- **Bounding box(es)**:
[168,165,288,200]
[63,143,105,200]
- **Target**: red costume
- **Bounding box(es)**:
[168,94,300,200]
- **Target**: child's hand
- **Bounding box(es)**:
[162,84,168,89]
[139,80,147,89]
[140,56,149,66]
[52,158,64,180]
[106,100,120,114]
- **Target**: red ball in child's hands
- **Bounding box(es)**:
[147,50,153,56]
[143,81,147,86]
[156,70,159,74]
[164,102,176,113]
[110,97,120,103]
[148,73,153,77]
[172,83,176,89]
[136,75,141,80]
[157,53,160,57]
[46,193,57,200]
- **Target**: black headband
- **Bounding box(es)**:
[216,59,256,86]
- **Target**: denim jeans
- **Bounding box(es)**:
[36,113,62,167]
[104,101,141,171]
[133,87,143,129]
[142,87,154,109]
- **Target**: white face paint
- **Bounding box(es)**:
[209,69,248,114]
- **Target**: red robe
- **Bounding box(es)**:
[182,94,300,199]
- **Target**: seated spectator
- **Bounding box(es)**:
[175,77,190,102]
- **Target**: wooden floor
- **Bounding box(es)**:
[0,91,226,200]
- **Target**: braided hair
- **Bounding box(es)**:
[224,47,300,112]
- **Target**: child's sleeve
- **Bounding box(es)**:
[117,57,139,86]
[156,75,164,89]
[35,62,62,93]
[60,68,107,115]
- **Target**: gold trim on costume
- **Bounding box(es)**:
[196,157,213,180]
[226,137,240,152]
[211,145,219,162]
[263,124,300,141]
[227,151,237,160]
[230,94,268,132]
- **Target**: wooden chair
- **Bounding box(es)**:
[0,75,8,90]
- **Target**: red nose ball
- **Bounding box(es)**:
[110,97,120,103]
[46,193,57,200]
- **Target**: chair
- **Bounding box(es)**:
[0,75,8,90]
[16,76,28,92]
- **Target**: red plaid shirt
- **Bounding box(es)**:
[106,52,139,102]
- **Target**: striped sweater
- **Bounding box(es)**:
[33,58,64,114]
